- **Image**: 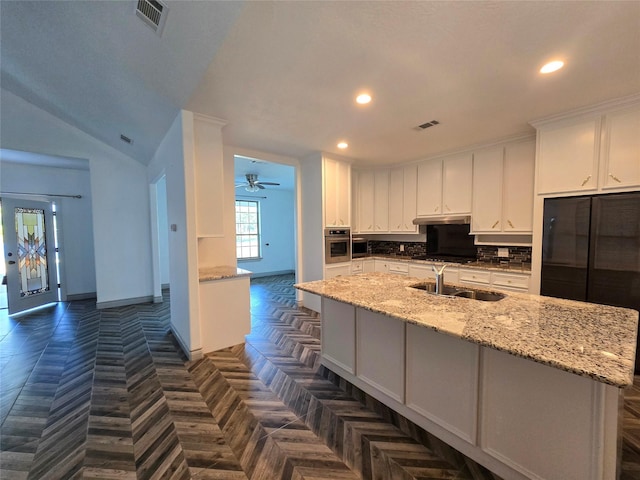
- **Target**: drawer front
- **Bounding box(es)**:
[492,272,530,291]
[458,269,491,285]
[352,261,363,273]
[388,262,410,274]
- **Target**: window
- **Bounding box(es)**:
[235,200,260,259]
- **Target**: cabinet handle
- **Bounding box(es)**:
[434,206,439,212]
[492,220,499,229]
[580,175,592,187]
[609,173,622,183]
[368,225,372,229]
[445,204,451,212]
[507,220,515,228]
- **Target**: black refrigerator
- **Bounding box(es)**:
[541,192,640,370]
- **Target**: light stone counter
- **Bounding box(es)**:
[295,272,638,387]
[199,265,252,282]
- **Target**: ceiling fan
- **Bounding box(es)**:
[235,173,280,192]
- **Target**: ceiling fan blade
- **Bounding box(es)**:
[257,184,266,189]
[235,184,247,188]
[256,182,280,186]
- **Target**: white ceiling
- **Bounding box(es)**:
[1,1,639,171]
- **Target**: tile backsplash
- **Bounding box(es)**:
[367,240,532,266]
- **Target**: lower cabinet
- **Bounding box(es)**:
[324,262,351,279]
[321,299,355,374]
[406,324,479,443]
[320,297,619,480]
[357,309,405,402]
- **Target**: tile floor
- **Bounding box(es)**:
[0,274,638,479]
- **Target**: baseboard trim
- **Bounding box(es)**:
[170,325,203,361]
[96,295,154,310]
[153,296,163,304]
[66,292,97,301]
[249,269,295,278]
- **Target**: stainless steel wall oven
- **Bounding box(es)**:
[324,228,351,264]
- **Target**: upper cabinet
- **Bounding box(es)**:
[355,169,389,232]
[417,153,472,217]
[324,156,351,227]
[535,102,640,195]
[471,139,535,234]
[600,106,640,191]
[389,165,418,233]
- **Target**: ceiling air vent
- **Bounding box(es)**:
[415,120,440,131]
[135,0,168,36]
[120,134,133,145]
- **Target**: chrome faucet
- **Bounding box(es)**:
[432,264,448,295]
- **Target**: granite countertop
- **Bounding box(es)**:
[199,265,252,282]
[359,254,532,273]
[295,272,638,387]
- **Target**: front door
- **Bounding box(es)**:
[1,198,58,314]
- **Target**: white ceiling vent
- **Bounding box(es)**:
[135,0,168,36]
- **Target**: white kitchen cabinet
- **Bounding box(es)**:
[600,105,640,190]
[324,157,351,227]
[357,171,375,232]
[389,165,418,233]
[406,324,479,443]
[355,169,388,232]
[324,263,351,279]
[416,158,442,216]
[374,170,389,231]
[491,272,530,292]
[459,268,530,293]
[362,259,375,273]
[374,259,389,273]
[351,259,375,274]
[471,146,504,232]
[535,102,640,195]
[472,140,535,234]
[408,264,436,280]
[417,153,472,216]
[502,140,535,232]
[322,298,356,374]
[536,116,600,195]
[357,308,405,402]
[387,261,409,276]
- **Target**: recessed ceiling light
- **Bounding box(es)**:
[540,60,564,74]
[337,142,348,149]
[356,93,371,104]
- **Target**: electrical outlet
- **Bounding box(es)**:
[498,247,509,258]
[399,244,405,252]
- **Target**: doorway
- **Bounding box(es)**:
[150,174,170,302]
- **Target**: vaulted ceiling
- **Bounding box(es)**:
[2,1,639,168]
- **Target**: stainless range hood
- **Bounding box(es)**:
[412,215,471,225]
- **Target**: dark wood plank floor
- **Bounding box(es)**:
[1,274,638,479]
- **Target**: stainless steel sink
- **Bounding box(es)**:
[410,282,506,302]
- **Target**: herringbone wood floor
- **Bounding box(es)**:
[1,274,638,479]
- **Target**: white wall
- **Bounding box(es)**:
[236,188,295,275]
[156,176,170,285]
[0,160,96,298]
[0,88,154,306]
[147,111,200,356]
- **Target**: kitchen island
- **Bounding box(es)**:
[295,272,638,480]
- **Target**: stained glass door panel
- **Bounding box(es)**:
[1,199,58,314]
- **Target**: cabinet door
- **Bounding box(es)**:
[406,324,479,443]
[374,170,389,231]
[389,168,404,231]
[443,153,473,214]
[322,299,356,374]
[409,264,435,279]
[336,160,351,226]
[503,140,535,232]
[537,117,600,194]
[324,263,351,279]
[416,159,442,216]
[402,165,418,232]
[358,171,375,232]
[357,309,405,402]
[374,260,388,273]
[324,158,339,226]
[471,147,503,233]
[601,106,640,190]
